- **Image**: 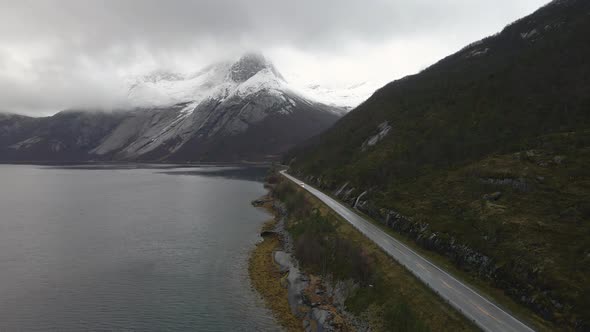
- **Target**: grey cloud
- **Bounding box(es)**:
[1,0,545,50]
[0,0,550,115]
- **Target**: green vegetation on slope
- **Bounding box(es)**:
[286,1,590,329]
[271,174,474,332]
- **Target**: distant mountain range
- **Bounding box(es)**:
[0,53,348,162]
[287,80,382,112]
[287,0,590,329]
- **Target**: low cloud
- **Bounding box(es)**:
[0,0,550,115]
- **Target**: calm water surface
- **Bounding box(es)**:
[0,164,280,331]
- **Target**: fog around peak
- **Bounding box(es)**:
[0,0,549,115]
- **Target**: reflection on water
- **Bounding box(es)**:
[161,166,269,182]
[0,164,278,331]
[42,162,270,181]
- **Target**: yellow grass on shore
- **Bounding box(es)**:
[248,218,301,331]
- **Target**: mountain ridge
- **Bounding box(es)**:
[287,0,590,329]
[0,54,342,162]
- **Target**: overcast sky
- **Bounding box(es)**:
[0,0,549,116]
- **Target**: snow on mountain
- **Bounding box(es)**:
[125,53,374,113]
[291,80,382,111]
[89,53,343,160]
[126,61,233,108]
[1,53,346,162]
[126,53,290,110]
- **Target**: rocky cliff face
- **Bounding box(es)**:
[0,54,342,162]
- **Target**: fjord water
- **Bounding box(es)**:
[0,164,279,331]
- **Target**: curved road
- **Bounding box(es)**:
[280,170,534,332]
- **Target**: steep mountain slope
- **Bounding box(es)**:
[287,0,590,329]
[0,54,342,162]
[0,112,127,161]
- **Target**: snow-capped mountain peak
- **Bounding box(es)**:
[78,53,345,160]
[228,52,284,83]
[125,53,377,113]
[126,53,290,109]
[2,52,345,162]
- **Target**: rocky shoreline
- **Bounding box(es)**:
[249,194,358,332]
[248,171,479,331]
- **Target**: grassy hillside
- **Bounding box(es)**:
[287,0,590,329]
[270,173,474,331]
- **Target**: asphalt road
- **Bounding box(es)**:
[280,170,534,332]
